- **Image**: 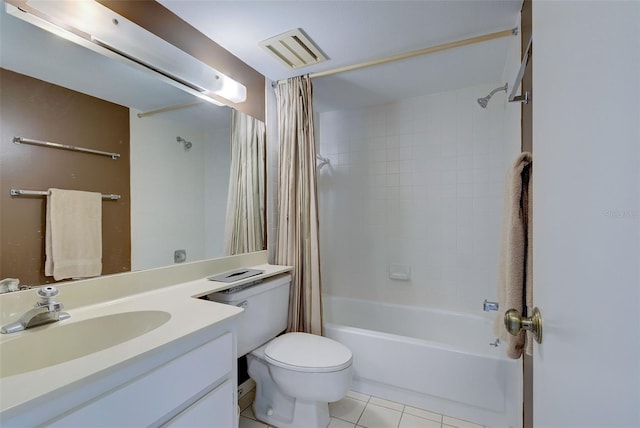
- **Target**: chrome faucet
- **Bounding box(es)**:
[1,286,70,334]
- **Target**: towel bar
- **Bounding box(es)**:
[13,136,121,160]
[10,189,121,200]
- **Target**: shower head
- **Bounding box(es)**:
[477,83,508,109]
[176,136,192,150]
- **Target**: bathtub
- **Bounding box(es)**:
[323,295,522,428]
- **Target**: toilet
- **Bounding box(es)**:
[208,274,352,428]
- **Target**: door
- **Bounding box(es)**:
[531,1,640,427]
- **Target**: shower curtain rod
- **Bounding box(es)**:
[137,101,202,118]
[142,27,517,115]
[274,27,517,85]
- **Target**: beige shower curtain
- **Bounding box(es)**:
[224,110,265,255]
[274,75,323,335]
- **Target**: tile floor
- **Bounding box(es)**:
[238,389,489,428]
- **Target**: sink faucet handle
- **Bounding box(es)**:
[36,286,66,312]
[36,286,61,306]
[39,301,65,312]
[38,285,60,298]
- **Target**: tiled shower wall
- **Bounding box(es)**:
[318,83,520,315]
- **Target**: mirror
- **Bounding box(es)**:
[0,2,266,285]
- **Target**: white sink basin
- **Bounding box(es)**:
[0,310,171,378]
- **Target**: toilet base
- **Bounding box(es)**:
[248,352,331,428]
[253,397,330,428]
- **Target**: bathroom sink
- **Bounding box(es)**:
[0,310,171,378]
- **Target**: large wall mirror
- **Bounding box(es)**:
[0,1,266,286]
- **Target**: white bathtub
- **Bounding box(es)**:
[323,295,522,428]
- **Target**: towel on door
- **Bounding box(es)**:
[45,188,102,281]
[494,153,533,359]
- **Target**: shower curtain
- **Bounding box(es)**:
[224,110,265,255]
[274,75,323,335]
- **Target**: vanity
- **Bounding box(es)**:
[0,3,281,425]
[0,251,292,427]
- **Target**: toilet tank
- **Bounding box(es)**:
[208,274,291,357]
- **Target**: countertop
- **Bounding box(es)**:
[0,263,292,415]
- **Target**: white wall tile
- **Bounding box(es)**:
[441,170,457,185]
[441,155,458,170]
[318,81,518,315]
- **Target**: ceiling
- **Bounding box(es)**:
[158,0,523,112]
[0,0,523,120]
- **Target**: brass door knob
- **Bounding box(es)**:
[504,307,543,344]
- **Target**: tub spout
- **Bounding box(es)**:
[483,300,499,312]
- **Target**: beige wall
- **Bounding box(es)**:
[0,69,131,285]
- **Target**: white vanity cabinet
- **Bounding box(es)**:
[165,379,234,427]
[2,322,238,428]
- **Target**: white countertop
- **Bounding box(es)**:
[0,263,292,415]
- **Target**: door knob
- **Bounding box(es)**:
[504,307,543,344]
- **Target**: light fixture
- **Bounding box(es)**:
[5,0,247,105]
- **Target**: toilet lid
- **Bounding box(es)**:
[264,333,353,373]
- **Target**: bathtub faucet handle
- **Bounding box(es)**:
[483,300,499,312]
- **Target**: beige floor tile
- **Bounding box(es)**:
[403,406,442,423]
[357,403,402,428]
[442,415,483,428]
[330,397,367,423]
[346,390,371,402]
[239,415,269,428]
[368,397,404,412]
[241,406,257,420]
[238,389,485,428]
[239,390,255,412]
[329,417,357,428]
[399,413,442,428]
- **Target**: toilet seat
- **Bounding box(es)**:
[264,333,352,373]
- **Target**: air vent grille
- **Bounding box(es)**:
[259,28,327,69]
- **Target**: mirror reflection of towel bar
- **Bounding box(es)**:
[10,189,121,200]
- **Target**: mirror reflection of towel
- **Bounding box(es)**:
[45,188,102,281]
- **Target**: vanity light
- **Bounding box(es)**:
[5,0,247,105]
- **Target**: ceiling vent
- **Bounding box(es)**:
[259,28,327,69]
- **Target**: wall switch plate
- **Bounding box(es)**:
[174,249,186,263]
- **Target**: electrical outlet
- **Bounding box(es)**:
[174,249,186,263]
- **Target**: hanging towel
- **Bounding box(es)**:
[494,153,533,359]
[45,188,102,281]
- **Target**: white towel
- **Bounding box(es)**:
[45,188,102,281]
[494,153,533,359]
